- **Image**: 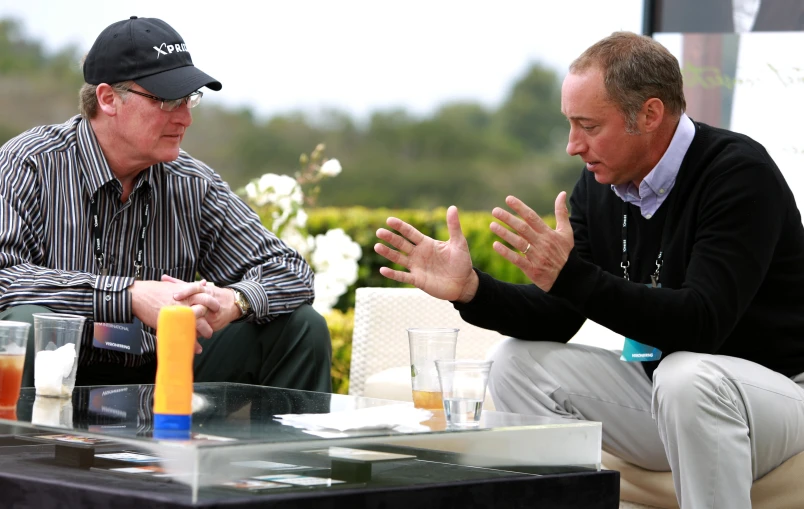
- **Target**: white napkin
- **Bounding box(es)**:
[34,343,76,397]
[276,404,432,433]
[31,395,73,427]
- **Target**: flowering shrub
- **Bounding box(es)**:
[241,144,362,314]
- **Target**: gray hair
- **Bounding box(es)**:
[569,31,686,133]
[78,54,134,118]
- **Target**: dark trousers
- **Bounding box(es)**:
[1,304,332,393]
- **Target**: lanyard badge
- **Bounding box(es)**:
[621,283,663,362]
[90,190,150,355]
[90,191,150,279]
[620,203,664,362]
[621,337,663,362]
[93,319,143,355]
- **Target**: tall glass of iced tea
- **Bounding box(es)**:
[0,321,31,420]
[407,328,458,409]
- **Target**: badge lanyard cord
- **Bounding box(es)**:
[90,191,150,279]
[620,201,669,288]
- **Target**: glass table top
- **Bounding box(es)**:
[0,383,603,504]
[5,382,599,445]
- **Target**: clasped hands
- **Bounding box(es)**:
[374,193,574,301]
[130,275,241,353]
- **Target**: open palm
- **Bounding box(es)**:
[374,206,475,302]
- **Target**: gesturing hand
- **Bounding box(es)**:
[374,206,479,303]
[489,193,574,292]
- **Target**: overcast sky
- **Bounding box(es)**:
[0,0,644,119]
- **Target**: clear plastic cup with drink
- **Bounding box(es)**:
[0,321,31,419]
[33,313,86,398]
[435,359,493,427]
[407,328,458,409]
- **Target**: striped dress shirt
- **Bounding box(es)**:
[0,115,315,367]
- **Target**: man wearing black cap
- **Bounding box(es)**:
[0,17,333,392]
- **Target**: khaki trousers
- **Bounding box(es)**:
[487,339,804,509]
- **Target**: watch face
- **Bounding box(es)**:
[235,291,249,314]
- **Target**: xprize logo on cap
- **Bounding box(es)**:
[84,16,221,100]
[153,42,189,59]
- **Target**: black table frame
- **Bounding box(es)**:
[0,439,619,509]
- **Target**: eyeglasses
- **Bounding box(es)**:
[125,89,203,111]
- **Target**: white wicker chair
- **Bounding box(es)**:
[349,286,623,406]
[349,286,804,509]
[349,287,505,401]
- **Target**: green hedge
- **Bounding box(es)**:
[306,207,555,311]
[324,308,353,395]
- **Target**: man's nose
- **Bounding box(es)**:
[566,127,586,156]
[172,102,193,127]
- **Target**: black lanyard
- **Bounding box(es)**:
[90,190,150,279]
[620,201,664,287]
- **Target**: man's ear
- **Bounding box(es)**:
[641,98,665,133]
[95,83,119,117]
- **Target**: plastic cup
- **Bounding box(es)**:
[435,359,493,428]
[407,328,458,409]
[33,313,86,398]
[0,321,31,418]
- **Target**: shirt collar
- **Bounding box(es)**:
[76,116,117,198]
[612,113,695,202]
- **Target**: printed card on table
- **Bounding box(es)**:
[32,434,111,446]
[304,446,416,462]
[231,460,311,470]
[221,479,289,491]
[257,475,345,487]
[95,451,162,463]
[110,466,165,475]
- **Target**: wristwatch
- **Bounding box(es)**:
[232,289,251,317]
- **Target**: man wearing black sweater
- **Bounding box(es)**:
[375,32,804,509]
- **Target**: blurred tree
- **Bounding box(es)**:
[0,19,46,74]
[497,62,569,152]
[0,17,581,216]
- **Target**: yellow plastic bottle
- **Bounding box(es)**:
[153,305,195,438]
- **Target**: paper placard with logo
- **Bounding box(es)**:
[93,319,143,355]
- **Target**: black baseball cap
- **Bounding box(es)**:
[83,16,222,100]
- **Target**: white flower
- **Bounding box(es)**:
[311,229,361,269]
[280,226,314,259]
[244,182,259,202]
[312,272,348,315]
[244,152,357,315]
[293,208,308,229]
[320,159,342,177]
[309,229,362,292]
[252,174,303,207]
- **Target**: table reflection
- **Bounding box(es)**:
[13,384,333,441]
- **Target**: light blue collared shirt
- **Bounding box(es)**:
[612,114,695,219]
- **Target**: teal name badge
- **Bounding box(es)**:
[620,338,662,362]
[620,281,663,362]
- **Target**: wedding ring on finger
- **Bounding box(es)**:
[523,243,531,255]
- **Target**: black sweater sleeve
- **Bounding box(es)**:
[453,167,589,342]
